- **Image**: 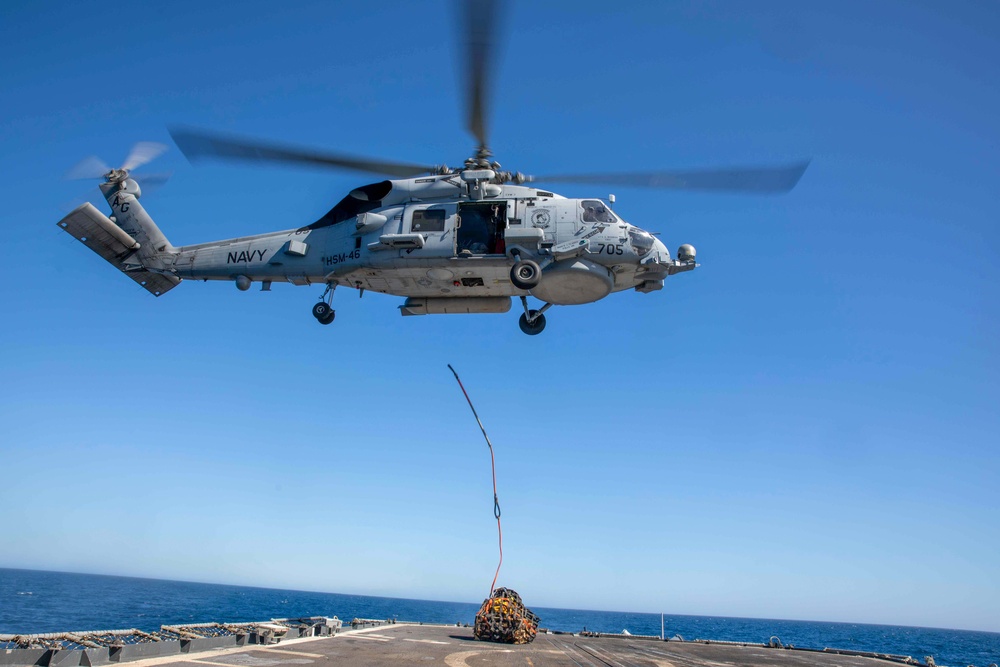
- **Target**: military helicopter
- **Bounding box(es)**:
[56,2,807,335]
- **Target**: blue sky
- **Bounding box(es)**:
[1,0,997,633]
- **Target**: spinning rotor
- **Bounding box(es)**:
[167,1,808,196]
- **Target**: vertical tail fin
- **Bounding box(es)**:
[99,179,175,261]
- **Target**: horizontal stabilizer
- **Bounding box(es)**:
[121,269,181,297]
[58,202,139,259]
[57,203,180,297]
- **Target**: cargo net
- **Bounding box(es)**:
[473,588,540,644]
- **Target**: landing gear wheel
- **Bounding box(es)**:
[312,302,333,320]
[518,310,546,335]
[318,311,336,325]
[510,259,542,290]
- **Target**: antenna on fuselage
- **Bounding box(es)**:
[609,193,616,210]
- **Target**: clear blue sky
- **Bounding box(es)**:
[1,0,997,633]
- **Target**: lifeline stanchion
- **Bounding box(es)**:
[447,363,503,596]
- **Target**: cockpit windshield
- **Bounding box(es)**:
[581,200,616,223]
[629,228,655,257]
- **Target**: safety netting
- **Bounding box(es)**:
[473,588,540,644]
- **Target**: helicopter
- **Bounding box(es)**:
[56,2,807,336]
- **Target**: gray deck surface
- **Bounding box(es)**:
[123,623,916,667]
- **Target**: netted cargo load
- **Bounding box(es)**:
[473,588,540,644]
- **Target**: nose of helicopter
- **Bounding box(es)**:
[651,236,671,263]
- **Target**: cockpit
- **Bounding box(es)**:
[581,199,616,223]
[628,228,655,257]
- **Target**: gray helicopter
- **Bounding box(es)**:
[56,2,807,336]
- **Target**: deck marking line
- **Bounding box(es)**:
[627,645,678,666]
[577,643,628,667]
[251,649,325,658]
[444,649,513,667]
[627,644,678,662]
[540,639,595,667]
[403,638,450,645]
[542,638,595,667]
[197,656,312,667]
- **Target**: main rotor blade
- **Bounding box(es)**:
[529,161,811,194]
[122,141,168,172]
[169,127,437,179]
[462,0,500,152]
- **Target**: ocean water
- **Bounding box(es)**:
[1,569,996,667]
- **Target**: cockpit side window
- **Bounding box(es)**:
[581,199,615,223]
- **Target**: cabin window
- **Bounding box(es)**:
[581,199,615,223]
[412,209,447,232]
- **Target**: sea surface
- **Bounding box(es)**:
[1,569,996,667]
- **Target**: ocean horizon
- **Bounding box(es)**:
[1,568,997,667]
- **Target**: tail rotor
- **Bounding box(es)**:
[121,141,168,173]
[65,141,172,194]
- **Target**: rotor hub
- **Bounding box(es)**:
[104,168,130,183]
[469,144,494,169]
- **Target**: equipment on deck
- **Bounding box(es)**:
[474,588,540,644]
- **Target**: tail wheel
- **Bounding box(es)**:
[510,259,541,290]
[518,310,546,335]
[318,311,336,325]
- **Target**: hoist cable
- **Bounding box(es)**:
[448,364,503,596]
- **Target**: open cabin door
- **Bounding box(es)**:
[457,201,508,255]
